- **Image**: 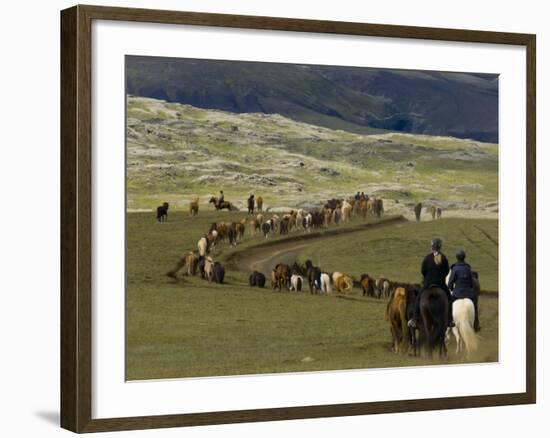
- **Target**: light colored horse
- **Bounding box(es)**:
[303,213,313,233]
[448,298,480,357]
[290,274,304,292]
[332,271,353,294]
[197,236,208,256]
[204,256,214,281]
[341,201,352,222]
[320,273,332,294]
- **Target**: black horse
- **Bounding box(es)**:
[156,202,169,222]
[418,287,449,358]
[249,271,266,288]
[247,195,255,215]
[291,261,307,276]
[212,262,225,284]
[279,218,289,235]
[227,224,237,247]
[304,259,321,294]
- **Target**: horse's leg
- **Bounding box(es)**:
[389,328,395,352]
[409,327,417,356]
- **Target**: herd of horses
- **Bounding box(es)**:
[163,194,479,360]
[158,197,441,226]
[156,193,385,222]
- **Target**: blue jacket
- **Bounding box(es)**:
[448,262,475,299]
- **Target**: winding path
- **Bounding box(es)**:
[224,216,407,275]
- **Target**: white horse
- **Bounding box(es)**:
[290,274,304,292]
[303,213,313,233]
[448,298,480,357]
[320,273,332,294]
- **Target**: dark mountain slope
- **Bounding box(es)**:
[126,56,498,142]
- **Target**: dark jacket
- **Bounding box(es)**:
[448,262,475,299]
[421,252,450,289]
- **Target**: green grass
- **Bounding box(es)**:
[299,218,498,292]
[126,211,498,380]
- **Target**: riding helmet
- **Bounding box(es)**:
[456,250,466,261]
[431,237,442,250]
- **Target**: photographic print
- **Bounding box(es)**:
[125,55,499,381]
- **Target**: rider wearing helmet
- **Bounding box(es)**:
[448,250,480,332]
[408,237,452,328]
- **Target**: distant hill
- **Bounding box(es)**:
[126,96,498,214]
[126,56,499,143]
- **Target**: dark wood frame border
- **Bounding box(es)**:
[61,4,536,433]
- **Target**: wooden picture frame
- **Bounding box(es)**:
[61,4,536,433]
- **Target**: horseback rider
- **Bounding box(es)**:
[408,237,453,329]
[354,192,361,201]
[448,250,481,332]
[217,190,225,209]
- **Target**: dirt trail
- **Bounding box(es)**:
[224,216,407,275]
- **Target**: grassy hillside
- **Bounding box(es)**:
[299,218,498,292]
[126,211,498,380]
[126,96,498,216]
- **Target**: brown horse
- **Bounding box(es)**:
[418,287,449,358]
[360,274,377,297]
[273,263,291,291]
[256,196,263,211]
[270,270,277,289]
[166,251,198,279]
[373,198,384,218]
[358,199,368,219]
[189,198,199,216]
[216,222,228,241]
[236,222,245,240]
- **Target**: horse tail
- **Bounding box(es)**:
[454,299,480,356]
[385,297,392,322]
[398,293,409,352]
[342,276,353,294]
